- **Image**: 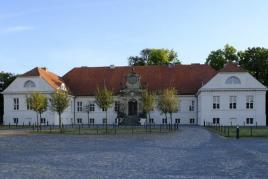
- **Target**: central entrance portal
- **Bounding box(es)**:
[128,100,137,116]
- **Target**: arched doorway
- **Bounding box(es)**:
[128,100,137,116]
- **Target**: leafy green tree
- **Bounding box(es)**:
[238,47,268,86]
[158,93,169,123]
[141,89,155,124]
[206,44,239,70]
[50,90,70,128]
[160,88,179,125]
[0,72,16,124]
[27,92,48,125]
[128,48,181,66]
[95,87,113,129]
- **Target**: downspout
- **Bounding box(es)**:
[196,94,198,126]
[73,96,76,125]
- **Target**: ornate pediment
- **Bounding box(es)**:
[126,71,140,89]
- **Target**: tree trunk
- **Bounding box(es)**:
[59,113,61,129]
[170,113,173,129]
[106,110,108,133]
[36,112,39,126]
[87,112,90,126]
[39,113,42,125]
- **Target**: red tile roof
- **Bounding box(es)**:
[219,63,246,72]
[63,64,217,96]
[20,67,65,90]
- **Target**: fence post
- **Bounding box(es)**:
[236,126,239,139]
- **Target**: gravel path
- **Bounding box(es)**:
[0,126,268,179]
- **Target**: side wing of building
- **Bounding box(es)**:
[198,65,267,126]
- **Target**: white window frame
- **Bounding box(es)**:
[213,96,220,109]
[246,96,254,109]
[89,103,95,112]
[229,96,237,109]
[77,101,83,112]
[77,118,83,124]
[14,98,19,110]
[246,118,254,125]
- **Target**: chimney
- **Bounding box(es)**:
[41,67,47,71]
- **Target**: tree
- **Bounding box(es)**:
[238,47,268,87]
[128,48,181,66]
[206,44,239,70]
[50,90,70,128]
[141,89,155,124]
[83,101,93,125]
[160,88,179,126]
[27,92,48,126]
[158,93,169,124]
[95,87,113,130]
[0,72,16,124]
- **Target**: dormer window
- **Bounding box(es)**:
[225,76,241,84]
[24,80,36,88]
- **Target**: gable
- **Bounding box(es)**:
[2,76,55,94]
[199,72,267,92]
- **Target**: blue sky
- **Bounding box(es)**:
[0,0,268,75]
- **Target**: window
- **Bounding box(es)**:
[162,118,167,124]
[246,96,254,109]
[89,103,95,112]
[114,101,120,112]
[90,118,95,124]
[77,118,82,124]
[13,118,18,124]
[229,96,237,109]
[27,98,32,110]
[213,96,220,109]
[189,101,195,111]
[77,101,82,112]
[102,108,106,111]
[190,118,195,124]
[225,76,241,84]
[40,118,46,124]
[103,118,107,124]
[149,118,154,124]
[24,80,36,88]
[246,118,254,124]
[14,98,19,110]
[175,118,180,124]
[213,118,220,124]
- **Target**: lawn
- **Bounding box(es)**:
[32,125,178,135]
[207,125,268,137]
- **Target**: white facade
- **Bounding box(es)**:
[198,72,267,126]
[2,68,267,126]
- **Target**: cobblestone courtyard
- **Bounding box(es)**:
[0,126,268,179]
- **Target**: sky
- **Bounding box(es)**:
[0,0,268,76]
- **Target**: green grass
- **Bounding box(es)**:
[32,126,177,135]
[0,125,32,129]
[207,126,268,138]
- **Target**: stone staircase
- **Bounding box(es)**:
[120,116,140,126]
